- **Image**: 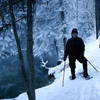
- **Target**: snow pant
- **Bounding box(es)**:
[69,56,88,77]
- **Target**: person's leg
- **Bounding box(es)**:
[77,56,88,77]
[69,57,76,79]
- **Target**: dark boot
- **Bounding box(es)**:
[70,74,76,80]
[77,56,89,77]
[70,67,76,80]
[83,60,89,78]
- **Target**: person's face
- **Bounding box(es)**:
[71,33,78,38]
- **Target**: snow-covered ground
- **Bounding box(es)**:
[4,35,100,100]
[36,35,100,100]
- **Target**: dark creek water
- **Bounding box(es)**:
[0,55,55,99]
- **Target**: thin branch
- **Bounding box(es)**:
[0,15,26,33]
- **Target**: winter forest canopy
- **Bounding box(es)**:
[0,0,98,64]
[0,0,100,100]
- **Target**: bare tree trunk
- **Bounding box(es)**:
[95,0,98,39]
[26,0,36,100]
[0,9,6,38]
[95,0,100,39]
[9,0,36,99]
[8,0,28,94]
[60,10,67,60]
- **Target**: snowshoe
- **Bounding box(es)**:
[79,72,93,80]
[84,75,93,80]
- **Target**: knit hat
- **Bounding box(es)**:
[71,28,78,34]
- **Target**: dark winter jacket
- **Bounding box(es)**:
[64,37,85,61]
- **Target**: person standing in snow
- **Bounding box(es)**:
[64,28,89,80]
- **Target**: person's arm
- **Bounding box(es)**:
[64,40,69,61]
[80,38,85,55]
[82,39,85,51]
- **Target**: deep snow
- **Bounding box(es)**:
[36,35,100,100]
[4,35,100,100]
